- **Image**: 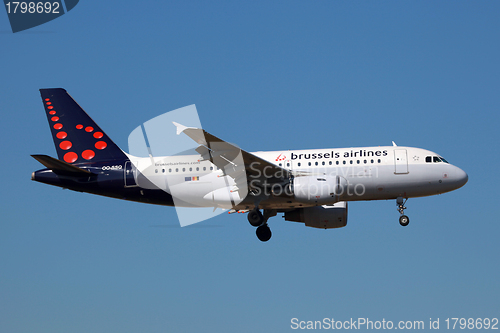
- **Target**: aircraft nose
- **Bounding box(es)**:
[453,166,468,189]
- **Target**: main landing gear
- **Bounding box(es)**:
[397,197,410,226]
[247,208,276,242]
[256,224,272,242]
[248,209,264,227]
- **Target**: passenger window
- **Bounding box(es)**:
[371,159,374,163]
[336,161,339,165]
[196,167,199,171]
[315,162,318,166]
[378,159,381,163]
[357,160,360,164]
[169,169,172,173]
[182,168,186,172]
[350,160,353,164]
[162,169,165,173]
[426,156,432,163]
[308,162,311,166]
[279,163,282,167]
[210,167,213,171]
[298,163,301,167]
[155,169,158,173]
[287,163,290,167]
[343,161,346,165]
[322,161,325,166]
[189,168,192,171]
[176,168,179,172]
[203,167,206,171]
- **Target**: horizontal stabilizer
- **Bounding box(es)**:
[31,154,94,176]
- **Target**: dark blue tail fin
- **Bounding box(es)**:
[40,88,128,164]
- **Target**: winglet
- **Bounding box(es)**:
[173,122,188,135]
[392,141,398,147]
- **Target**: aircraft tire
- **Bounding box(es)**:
[256,224,272,242]
[399,215,410,226]
[248,209,264,227]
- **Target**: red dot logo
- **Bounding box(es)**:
[59,141,72,150]
[56,131,67,139]
[51,116,59,122]
[85,126,94,132]
[49,111,56,115]
[76,124,83,129]
[82,150,95,160]
[93,132,104,139]
[45,98,50,101]
[54,123,63,130]
[48,106,54,109]
[46,102,52,105]
[64,152,78,163]
[95,141,107,150]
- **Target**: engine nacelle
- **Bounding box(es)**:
[293,175,347,204]
[284,201,348,229]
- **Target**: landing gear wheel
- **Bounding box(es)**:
[248,209,264,227]
[399,215,410,226]
[256,224,272,242]
[396,197,410,227]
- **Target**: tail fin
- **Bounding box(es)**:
[40,88,128,164]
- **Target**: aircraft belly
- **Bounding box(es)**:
[169,181,214,206]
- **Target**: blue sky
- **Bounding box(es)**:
[1,1,499,332]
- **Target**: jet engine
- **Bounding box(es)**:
[284,201,348,229]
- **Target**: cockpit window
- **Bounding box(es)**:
[427,155,449,163]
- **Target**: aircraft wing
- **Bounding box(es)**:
[173,122,292,190]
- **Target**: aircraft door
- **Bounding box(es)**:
[394,149,409,174]
[124,161,137,187]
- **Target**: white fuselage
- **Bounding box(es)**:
[127,146,468,210]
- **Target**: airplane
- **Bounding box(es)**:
[31,88,468,241]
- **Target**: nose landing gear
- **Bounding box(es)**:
[399,214,409,226]
[397,197,410,226]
